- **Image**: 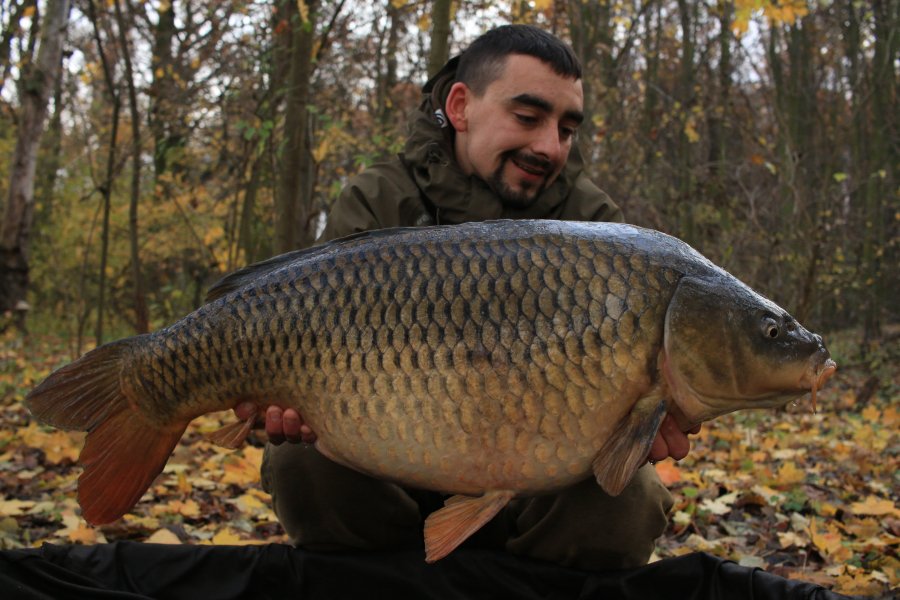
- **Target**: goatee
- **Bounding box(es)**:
[490,151,552,209]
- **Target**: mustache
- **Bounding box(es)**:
[506,151,553,172]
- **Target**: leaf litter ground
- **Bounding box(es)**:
[1,330,897,597]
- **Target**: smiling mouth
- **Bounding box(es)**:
[513,160,546,177]
[510,154,552,178]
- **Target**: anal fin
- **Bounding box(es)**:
[593,393,667,496]
[423,490,514,563]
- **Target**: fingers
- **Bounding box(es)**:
[264,406,317,445]
[265,406,287,445]
[659,416,691,461]
[648,431,669,463]
[648,415,701,464]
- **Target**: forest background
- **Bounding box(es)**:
[0,0,897,596]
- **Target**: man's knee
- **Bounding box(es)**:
[506,465,673,569]
[261,443,423,550]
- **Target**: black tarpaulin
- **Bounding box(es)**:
[0,542,862,600]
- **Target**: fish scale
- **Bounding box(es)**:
[26,220,837,562]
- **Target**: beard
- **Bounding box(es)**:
[488,151,554,209]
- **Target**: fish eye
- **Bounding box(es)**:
[762,317,780,339]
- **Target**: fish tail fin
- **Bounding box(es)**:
[26,337,188,525]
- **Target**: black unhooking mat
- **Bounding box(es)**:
[0,542,863,600]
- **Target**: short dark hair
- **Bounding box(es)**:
[456,25,582,95]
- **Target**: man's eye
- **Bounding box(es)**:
[560,127,576,140]
[515,114,537,125]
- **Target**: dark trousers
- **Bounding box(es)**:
[261,442,674,570]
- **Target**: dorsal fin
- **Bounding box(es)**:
[205,248,313,302]
[204,228,418,302]
[204,221,542,302]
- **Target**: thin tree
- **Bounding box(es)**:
[0,0,69,331]
[113,0,149,333]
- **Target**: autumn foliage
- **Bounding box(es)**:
[0,0,897,596]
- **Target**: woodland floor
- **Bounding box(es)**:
[1,328,897,597]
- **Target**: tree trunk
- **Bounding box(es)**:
[376,0,403,125]
[149,1,182,179]
[114,0,149,333]
[676,0,697,244]
[87,0,121,345]
[275,0,318,253]
[35,46,65,226]
[0,0,69,330]
[427,0,451,78]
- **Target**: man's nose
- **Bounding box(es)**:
[530,123,564,163]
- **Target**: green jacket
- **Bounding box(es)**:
[321,60,622,243]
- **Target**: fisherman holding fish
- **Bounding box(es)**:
[243,24,699,569]
[25,17,837,572]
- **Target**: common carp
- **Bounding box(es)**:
[26,220,836,561]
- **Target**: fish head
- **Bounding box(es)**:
[662,275,836,425]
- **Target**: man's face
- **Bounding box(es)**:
[447,54,584,208]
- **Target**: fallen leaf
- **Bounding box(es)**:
[849,496,899,517]
[775,461,805,485]
[655,461,681,485]
[0,498,34,516]
[700,491,739,516]
[146,529,182,544]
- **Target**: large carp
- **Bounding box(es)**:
[27,220,836,561]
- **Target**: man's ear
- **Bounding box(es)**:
[444,82,470,132]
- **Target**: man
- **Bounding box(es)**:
[237,24,697,570]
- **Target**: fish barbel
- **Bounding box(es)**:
[26,220,836,561]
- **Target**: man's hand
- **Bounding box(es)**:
[233,403,317,445]
[648,413,701,463]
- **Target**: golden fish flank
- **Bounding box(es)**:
[26,219,836,563]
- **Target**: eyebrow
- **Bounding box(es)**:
[510,93,584,125]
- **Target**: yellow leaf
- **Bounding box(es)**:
[68,523,100,544]
[533,0,553,11]
[777,531,808,549]
[177,471,192,495]
[23,6,36,18]
[809,518,852,562]
[684,119,700,143]
[0,498,35,516]
[776,461,805,485]
[860,405,881,421]
[312,137,331,163]
[20,422,83,464]
[834,571,886,597]
[146,528,182,544]
[208,528,266,546]
[849,496,898,517]
[152,499,200,518]
[221,447,263,486]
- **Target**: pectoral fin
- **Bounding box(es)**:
[593,394,667,496]
[207,407,258,449]
[423,490,515,563]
